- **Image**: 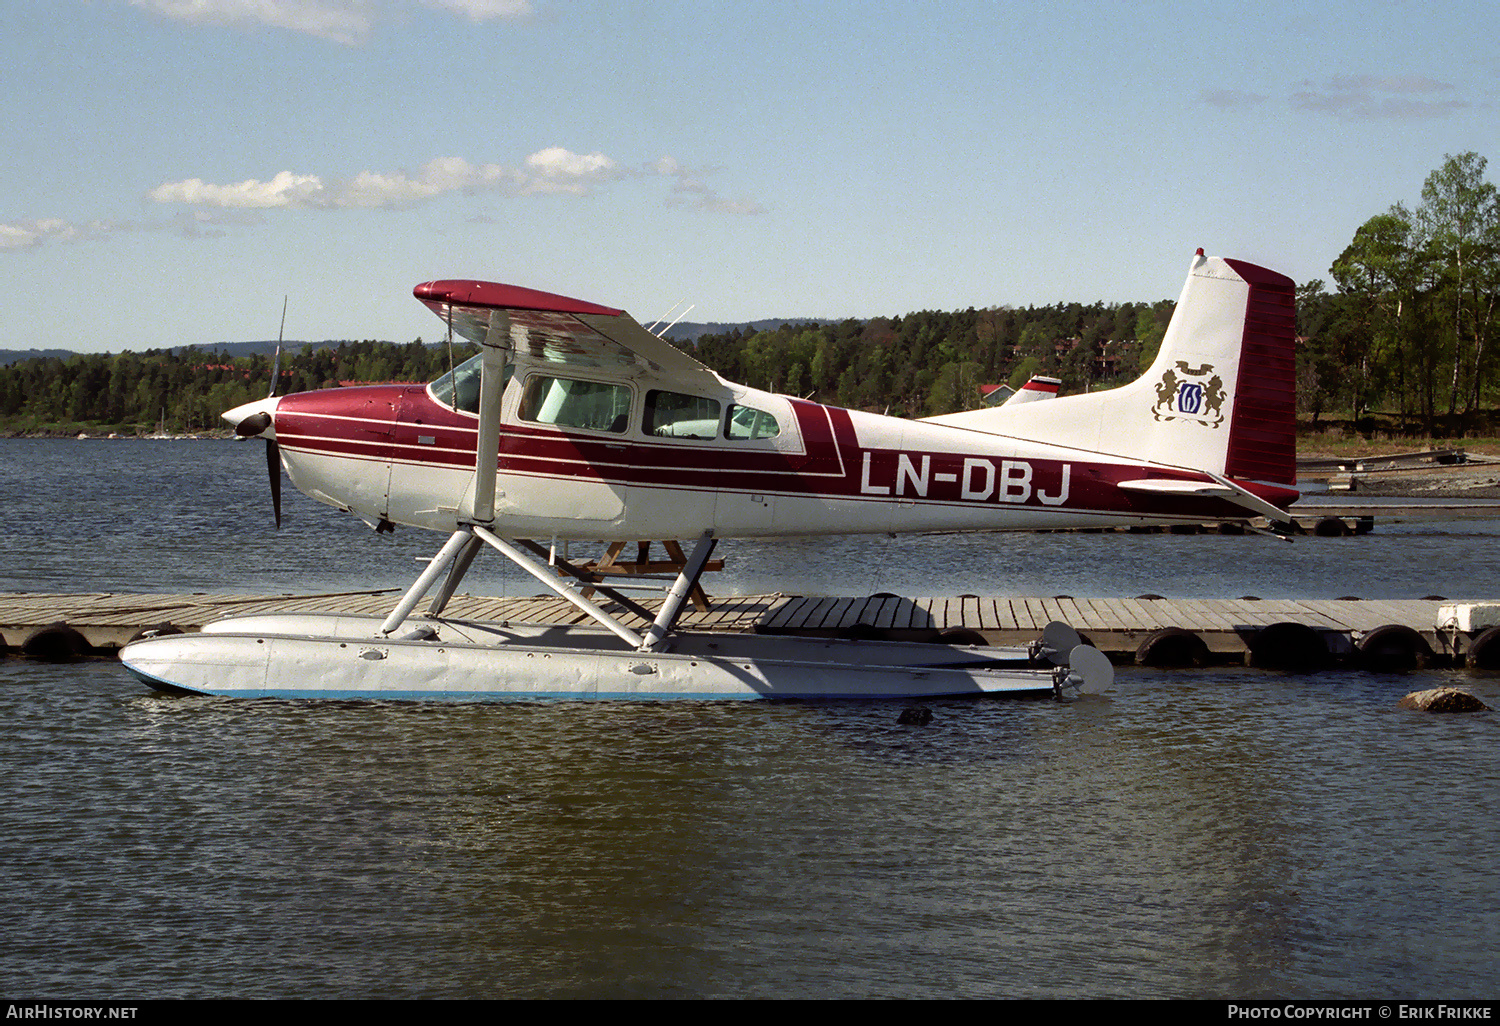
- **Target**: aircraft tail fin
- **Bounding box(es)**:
[1001,375,1062,407]
[923,251,1297,487]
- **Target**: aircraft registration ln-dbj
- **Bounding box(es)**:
[121,249,1297,701]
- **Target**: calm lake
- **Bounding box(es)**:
[2,438,1498,999]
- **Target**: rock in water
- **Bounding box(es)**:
[897,706,933,725]
[1397,688,1490,713]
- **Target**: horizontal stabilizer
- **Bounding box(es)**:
[1118,476,1291,523]
[1002,375,1062,407]
[1117,479,1232,496]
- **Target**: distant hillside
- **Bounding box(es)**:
[0,349,75,366]
[172,339,360,359]
[2,339,373,366]
[663,319,840,342]
[2,321,835,365]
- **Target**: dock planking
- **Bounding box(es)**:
[0,589,1476,669]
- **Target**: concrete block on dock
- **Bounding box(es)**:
[1438,603,1500,633]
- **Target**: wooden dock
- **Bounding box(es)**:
[2,589,1490,671]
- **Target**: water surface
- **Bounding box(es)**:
[1,439,1497,998]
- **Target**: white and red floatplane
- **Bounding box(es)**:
[122,250,1298,701]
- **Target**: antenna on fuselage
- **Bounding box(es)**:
[645,299,693,338]
[658,304,695,339]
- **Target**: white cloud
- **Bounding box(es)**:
[339,158,526,207]
[0,212,249,250]
[130,0,377,46]
[148,148,624,210]
[523,147,619,194]
[148,170,328,208]
[130,0,533,45]
[0,218,139,250]
[145,150,766,215]
[0,219,79,250]
[3,148,764,254]
[420,0,533,21]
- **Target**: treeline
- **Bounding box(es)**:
[682,299,1173,417]
[0,339,460,434]
[1298,152,1499,434]
[1,303,1177,434]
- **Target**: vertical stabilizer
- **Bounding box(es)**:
[923,252,1297,486]
[1001,375,1063,406]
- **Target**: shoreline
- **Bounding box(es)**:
[0,429,234,440]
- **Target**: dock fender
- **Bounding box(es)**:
[1314,517,1352,537]
[936,627,988,646]
[22,622,90,662]
[1466,625,1500,670]
[1356,624,1432,672]
[1134,627,1210,668]
[1245,621,1331,670]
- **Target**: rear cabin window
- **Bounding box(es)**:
[725,404,781,440]
[645,390,721,439]
[519,375,632,433]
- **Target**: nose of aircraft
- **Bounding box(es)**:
[223,396,279,439]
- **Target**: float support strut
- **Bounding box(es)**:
[642,531,717,652]
[380,527,475,636]
[472,526,645,648]
[427,532,485,616]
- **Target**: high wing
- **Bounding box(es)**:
[413,279,720,389]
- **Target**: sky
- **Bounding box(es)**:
[3,0,1497,354]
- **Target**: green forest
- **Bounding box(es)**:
[3,152,1495,439]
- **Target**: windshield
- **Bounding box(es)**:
[428,354,513,414]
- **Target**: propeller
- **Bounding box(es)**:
[232,411,281,528]
[223,296,287,529]
[263,299,286,529]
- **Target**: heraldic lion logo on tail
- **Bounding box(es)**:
[1151,361,1225,426]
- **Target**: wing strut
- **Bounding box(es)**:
[464,318,514,524]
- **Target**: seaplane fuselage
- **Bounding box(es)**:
[240,252,1299,541]
[259,363,1293,542]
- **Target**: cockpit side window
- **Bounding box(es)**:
[427,354,513,414]
[725,404,781,440]
[644,390,721,440]
[519,374,632,433]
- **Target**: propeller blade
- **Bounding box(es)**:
[269,297,286,399]
[266,438,282,529]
